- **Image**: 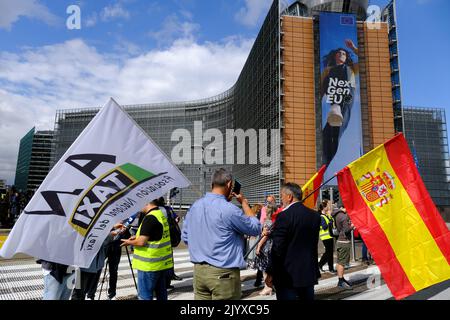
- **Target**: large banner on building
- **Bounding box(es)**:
[0,99,191,268]
[320,12,363,183]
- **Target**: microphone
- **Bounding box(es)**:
[113,212,139,240]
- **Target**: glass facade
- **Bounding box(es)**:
[383,0,404,133]
[14,128,34,192]
[49,0,450,213]
[53,1,281,206]
[14,128,54,192]
[231,0,281,202]
[53,93,234,206]
[302,0,368,20]
[403,107,450,207]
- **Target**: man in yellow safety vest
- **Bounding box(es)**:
[121,199,173,300]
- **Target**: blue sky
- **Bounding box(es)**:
[0,0,449,184]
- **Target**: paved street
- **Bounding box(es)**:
[2,246,449,300]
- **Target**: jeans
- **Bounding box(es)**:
[275,286,315,301]
[43,273,74,300]
[137,270,168,300]
[362,242,369,261]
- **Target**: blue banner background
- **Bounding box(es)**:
[319,12,363,184]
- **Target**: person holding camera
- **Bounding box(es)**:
[182,168,261,300]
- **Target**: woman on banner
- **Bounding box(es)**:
[321,39,359,165]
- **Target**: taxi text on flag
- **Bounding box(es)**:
[302,165,326,209]
[0,99,191,268]
[337,133,450,300]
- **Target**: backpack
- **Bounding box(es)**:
[165,207,181,247]
[329,216,339,238]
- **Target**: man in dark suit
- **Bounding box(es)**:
[265,183,321,300]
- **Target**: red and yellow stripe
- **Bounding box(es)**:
[302,165,326,210]
[338,134,450,299]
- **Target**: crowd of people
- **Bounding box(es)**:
[181,168,374,301]
[245,193,372,296]
[0,187,33,228]
[32,167,372,301]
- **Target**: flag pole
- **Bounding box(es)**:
[243,174,337,260]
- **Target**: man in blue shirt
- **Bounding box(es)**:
[182,168,261,300]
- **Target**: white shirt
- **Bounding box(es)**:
[282,201,299,211]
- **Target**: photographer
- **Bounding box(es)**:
[181,168,261,300]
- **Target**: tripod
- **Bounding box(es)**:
[98,245,137,300]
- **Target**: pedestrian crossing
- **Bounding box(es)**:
[2,249,449,300]
[0,249,257,300]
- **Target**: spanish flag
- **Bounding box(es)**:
[337,133,450,300]
[302,165,326,209]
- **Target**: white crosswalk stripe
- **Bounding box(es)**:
[0,249,257,300]
[3,250,449,300]
[0,249,192,300]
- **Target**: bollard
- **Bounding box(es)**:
[351,229,356,263]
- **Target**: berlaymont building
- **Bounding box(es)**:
[50,0,450,219]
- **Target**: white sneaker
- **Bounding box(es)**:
[109,296,117,300]
[327,104,343,127]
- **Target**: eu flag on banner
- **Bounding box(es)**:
[341,16,355,25]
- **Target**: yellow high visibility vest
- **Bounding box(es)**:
[132,209,173,272]
[319,214,333,241]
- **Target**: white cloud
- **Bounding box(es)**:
[149,14,200,47]
[0,36,254,185]
[0,0,60,30]
[100,2,130,22]
[235,0,271,27]
[85,12,98,27]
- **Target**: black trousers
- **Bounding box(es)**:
[107,241,122,298]
[322,101,352,165]
[276,285,314,301]
[166,267,175,286]
[322,124,340,165]
[71,269,102,300]
[319,238,335,271]
[255,270,263,284]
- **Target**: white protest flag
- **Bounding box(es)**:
[0,99,191,268]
